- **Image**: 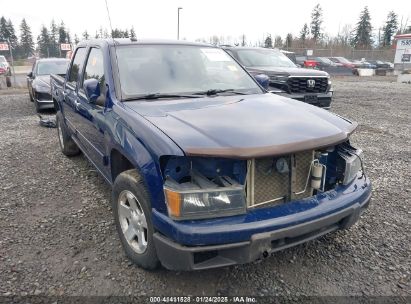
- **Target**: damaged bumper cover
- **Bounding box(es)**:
[153,174,371,270]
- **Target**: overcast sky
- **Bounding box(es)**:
[3,0,410,44]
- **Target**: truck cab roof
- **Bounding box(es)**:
[76,38,213,48]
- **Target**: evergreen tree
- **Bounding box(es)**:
[0,17,18,48]
[274,35,283,48]
[74,34,80,44]
[310,4,323,42]
[19,18,34,58]
[382,11,398,47]
[285,33,293,48]
[58,21,69,43]
[299,23,309,45]
[5,19,18,49]
[264,34,272,48]
[82,30,89,40]
[240,34,246,46]
[37,25,51,57]
[130,26,136,39]
[49,20,59,57]
[352,6,373,49]
[0,17,7,41]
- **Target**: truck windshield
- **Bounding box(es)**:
[115,45,262,100]
[37,60,69,75]
[235,49,296,68]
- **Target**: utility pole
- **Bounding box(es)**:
[7,39,17,87]
[177,7,183,40]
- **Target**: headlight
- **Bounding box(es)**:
[269,75,288,83]
[35,84,50,93]
[161,156,247,220]
[164,186,246,220]
[337,143,363,185]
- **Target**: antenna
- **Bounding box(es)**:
[104,0,114,38]
[104,0,124,100]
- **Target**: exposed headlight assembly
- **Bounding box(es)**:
[164,186,246,220]
[337,143,364,185]
[162,158,247,220]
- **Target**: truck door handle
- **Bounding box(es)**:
[74,99,80,110]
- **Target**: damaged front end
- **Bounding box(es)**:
[161,141,366,221]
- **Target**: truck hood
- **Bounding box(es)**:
[247,66,329,77]
[33,75,51,88]
[126,94,356,159]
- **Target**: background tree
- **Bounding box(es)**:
[19,18,34,58]
[285,33,293,49]
[382,11,398,47]
[37,25,51,57]
[352,6,373,49]
[299,23,309,46]
[58,21,70,44]
[82,30,89,40]
[310,4,323,43]
[48,20,59,57]
[274,35,283,48]
[264,34,273,48]
[74,34,80,45]
[130,27,136,39]
[0,17,18,48]
[240,34,246,46]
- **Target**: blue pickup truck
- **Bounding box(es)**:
[51,39,371,271]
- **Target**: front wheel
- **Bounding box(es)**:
[112,169,159,270]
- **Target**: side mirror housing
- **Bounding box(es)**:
[27,71,33,78]
[254,74,270,90]
[83,78,100,103]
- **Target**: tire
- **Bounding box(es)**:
[56,111,80,156]
[112,169,159,270]
[34,99,41,113]
[6,76,11,88]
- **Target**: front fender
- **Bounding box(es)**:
[109,121,166,213]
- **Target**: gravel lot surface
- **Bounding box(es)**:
[0,77,410,298]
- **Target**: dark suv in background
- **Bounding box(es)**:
[224,47,333,109]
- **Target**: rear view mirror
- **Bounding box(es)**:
[83,78,100,103]
[254,74,270,90]
[27,71,33,78]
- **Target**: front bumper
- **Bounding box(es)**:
[270,90,333,109]
[35,91,54,109]
[153,175,371,270]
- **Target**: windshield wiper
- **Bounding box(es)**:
[123,93,200,101]
[193,89,248,96]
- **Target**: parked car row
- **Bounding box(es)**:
[284,53,394,74]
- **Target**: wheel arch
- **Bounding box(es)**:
[109,139,166,213]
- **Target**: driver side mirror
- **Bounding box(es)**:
[254,74,270,90]
[27,71,33,78]
[84,78,101,103]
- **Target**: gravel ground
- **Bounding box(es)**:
[0,77,410,298]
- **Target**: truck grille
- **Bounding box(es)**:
[246,151,314,208]
[287,77,328,94]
